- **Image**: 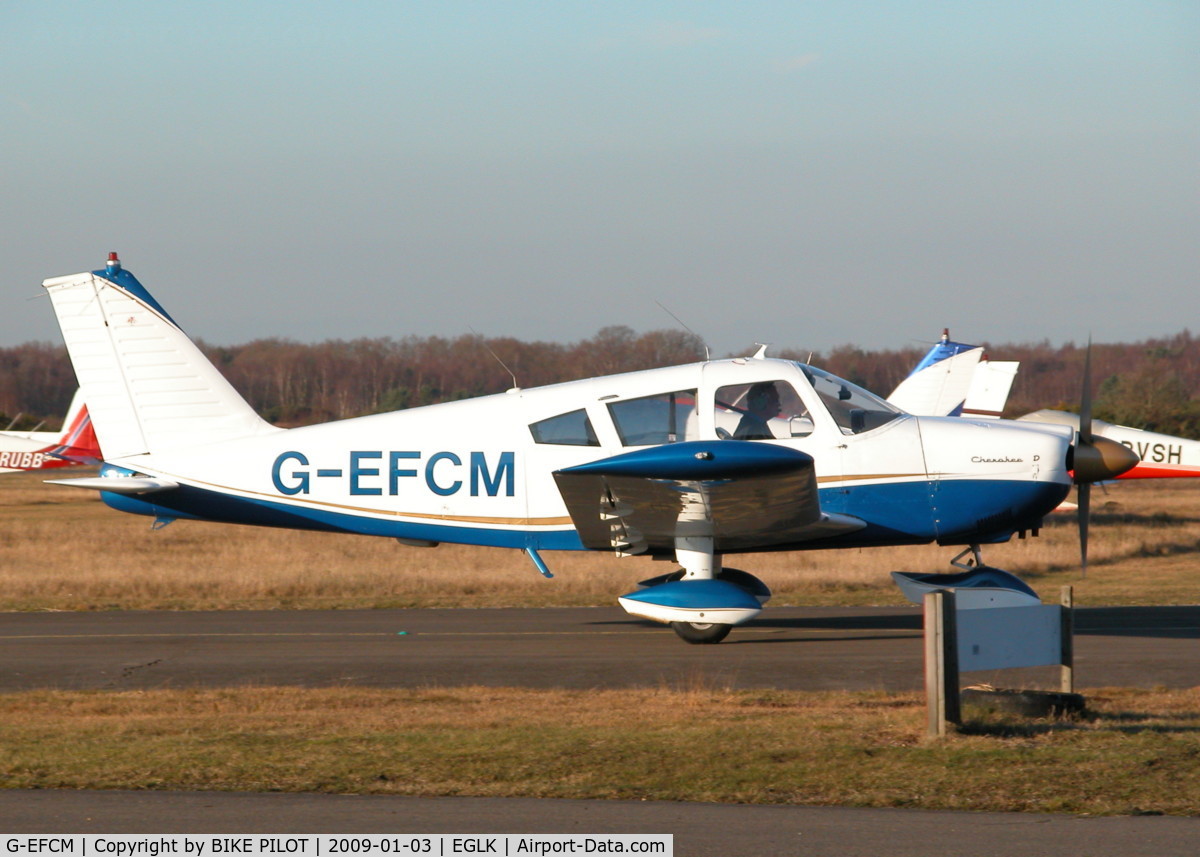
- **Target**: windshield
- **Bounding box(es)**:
[799,364,903,435]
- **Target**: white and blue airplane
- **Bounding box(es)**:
[40,254,1138,643]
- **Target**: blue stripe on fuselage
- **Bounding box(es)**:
[99,476,1067,554]
[100,486,585,550]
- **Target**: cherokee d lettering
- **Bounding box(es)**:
[272,450,515,497]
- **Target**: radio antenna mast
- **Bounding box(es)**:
[470,327,519,391]
[654,301,710,360]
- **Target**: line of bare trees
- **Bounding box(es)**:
[3,328,1199,437]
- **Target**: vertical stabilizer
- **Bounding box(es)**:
[42,254,278,460]
[887,329,984,417]
[962,360,1019,419]
[50,388,101,460]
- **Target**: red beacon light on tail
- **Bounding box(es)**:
[105,252,121,273]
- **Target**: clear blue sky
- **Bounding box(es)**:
[2,1,1196,357]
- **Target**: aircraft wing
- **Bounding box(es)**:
[553,440,863,555]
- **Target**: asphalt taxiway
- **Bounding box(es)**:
[1,790,1198,855]
[3,606,1198,852]
[1,605,1198,691]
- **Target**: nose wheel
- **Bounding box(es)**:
[670,621,733,645]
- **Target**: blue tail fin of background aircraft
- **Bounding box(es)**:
[886,329,983,417]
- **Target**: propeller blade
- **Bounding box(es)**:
[1077,338,1095,578]
[1078,483,1090,578]
[1069,337,1139,484]
[1080,338,1093,445]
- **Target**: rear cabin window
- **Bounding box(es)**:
[607,390,697,446]
[529,409,600,446]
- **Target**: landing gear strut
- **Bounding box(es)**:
[950,544,984,570]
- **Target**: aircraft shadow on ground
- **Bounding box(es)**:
[1074,606,1200,640]
[960,706,1200,739]
[589,612,923,646]
[592,606,1200,642]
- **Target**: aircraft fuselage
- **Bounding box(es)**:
[98,357,1073,552]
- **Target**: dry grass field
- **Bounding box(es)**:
[2,685,1199,814]
[3,467,1199,611]
[4,468,1200,813]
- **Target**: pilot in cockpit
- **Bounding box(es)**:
[734,382,782,440]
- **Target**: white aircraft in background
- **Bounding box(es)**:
[894,330,1200,480]
[39,255,1137,643]
[887,329,1017,421]
[0,390,100,473]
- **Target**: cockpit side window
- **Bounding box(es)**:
[529,409,600,446]
[714,380,813,439]
[607,389,698,446]
[803,365,902,435]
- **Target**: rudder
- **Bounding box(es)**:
[42,253,278,461]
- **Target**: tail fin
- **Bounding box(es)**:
[42,253,278,461]
[887,329,983,417]
[0,390,100,471]
[47,389,102,462]
[962,359,1019,419]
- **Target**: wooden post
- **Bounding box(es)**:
[924,589,960,736]
[1060,585,1074,693]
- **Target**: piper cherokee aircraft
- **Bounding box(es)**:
[39,254,1139,643]
[0,389,100,473]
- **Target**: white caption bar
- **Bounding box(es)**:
[1,837,672,857]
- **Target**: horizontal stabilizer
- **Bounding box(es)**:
[45,449,104,466]
[45,475,179,495]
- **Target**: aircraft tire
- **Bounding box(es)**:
[670,621,733,645]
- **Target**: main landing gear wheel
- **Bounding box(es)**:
[669,621,733,645]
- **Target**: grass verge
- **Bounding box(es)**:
[3,471,1200,610]
[2,685,1199,815]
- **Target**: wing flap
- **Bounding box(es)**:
[554,441,862,553]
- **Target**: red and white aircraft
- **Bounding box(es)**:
[0,390,101,473]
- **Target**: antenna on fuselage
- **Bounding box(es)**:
[654,300,710,360]
[469,327,519,392]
